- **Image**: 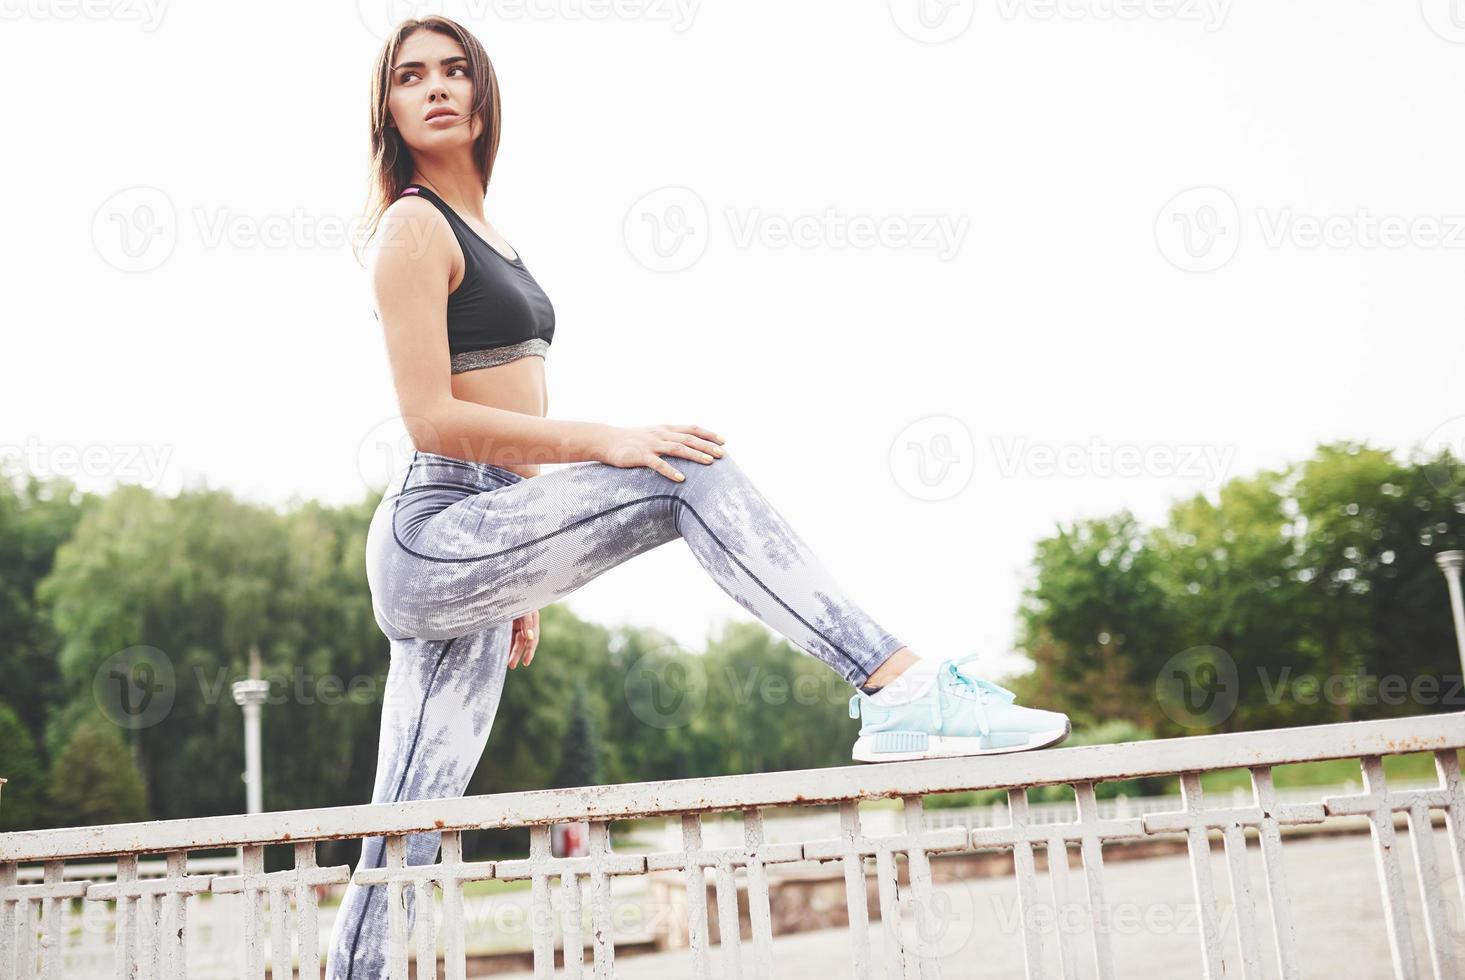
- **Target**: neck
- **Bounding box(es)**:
[410,163,485,220]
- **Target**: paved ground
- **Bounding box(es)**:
[490,827,1465,979]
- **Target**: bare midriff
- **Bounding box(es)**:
[435,229,550,480]
[448,356,548,480]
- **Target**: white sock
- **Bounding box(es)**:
[867,655,943,705]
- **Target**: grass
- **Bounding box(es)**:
[463,877,532,897]
[1196,751,1444,793]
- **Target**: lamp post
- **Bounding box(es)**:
[226,648,270,891]
[1437,551,1465,680]
[231,647,269,815]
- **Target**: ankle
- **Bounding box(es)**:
[862,647,917,691]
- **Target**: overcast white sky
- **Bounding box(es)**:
[3,0,1462,680]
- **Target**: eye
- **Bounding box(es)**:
[396,66,467,84]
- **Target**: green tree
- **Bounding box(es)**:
[48,715,148,825]
[0,700,47,830]
[1290,442,1465,718]
[551,678,605,788]
[695,621,858,775]
[1150,466,1311,731]
[1010,442,1464,733]
[591,625,704,783]
[1010,511,1183,730]
[0,466,93,749]
[35,484,392,829]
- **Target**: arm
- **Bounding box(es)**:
[368,199,609,468]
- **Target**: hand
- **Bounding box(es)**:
[595,424,727,483]
[508,610,539,669]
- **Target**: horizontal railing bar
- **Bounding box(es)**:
[917,778,1444,826]
[2,713,1461,863]
[13,855,241,880]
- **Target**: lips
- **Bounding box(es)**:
[425,108,459,121]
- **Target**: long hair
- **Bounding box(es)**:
[353,15,503,265]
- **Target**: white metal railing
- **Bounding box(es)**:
[1,713,1464,979]
[4,854,248,975]
[646,777,1444,850]
[920,777,1445,831]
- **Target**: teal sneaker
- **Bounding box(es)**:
[848,656,1071,763]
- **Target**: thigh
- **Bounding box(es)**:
[381,458,695,639]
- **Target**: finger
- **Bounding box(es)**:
[675,424,725,445]
[674,436,724,461]
[649,454,685,483]
[508,629,523,669]
[661,441,717,465]
[685,436,725,457]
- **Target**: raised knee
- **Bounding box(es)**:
[673,450,744,491]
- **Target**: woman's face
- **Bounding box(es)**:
[386,30,483,154]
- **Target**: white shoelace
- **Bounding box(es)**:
[929,656,1017,737]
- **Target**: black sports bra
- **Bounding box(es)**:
[398,183,555,373]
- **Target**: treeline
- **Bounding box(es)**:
[1008,441,1465,735]
[1,440,1461,856]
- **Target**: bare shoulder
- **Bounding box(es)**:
[366,194,456,273]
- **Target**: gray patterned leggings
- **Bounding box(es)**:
[323,448,905,978]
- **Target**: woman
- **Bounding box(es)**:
[327,15,1068,976]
